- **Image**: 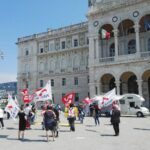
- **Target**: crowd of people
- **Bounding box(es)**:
[0,101,121,142]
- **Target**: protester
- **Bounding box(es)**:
[53,105,60,137]
[78,104,84,124]
[24,103,31,129]
[18,105,26,140]
[44,105,56,142]
[92,103,100,126]
[0,107,4,129]
[111,105,121,136]
[68,103,76,131]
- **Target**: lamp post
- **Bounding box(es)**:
[0,50,4,59]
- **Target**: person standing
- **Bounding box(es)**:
[111,105,121,136]
[0,107,4,129]
[24,103,31,129]
[93,103,100,126]
[44,105,56,142]
[18,106,26,140]
[68,103,76,131]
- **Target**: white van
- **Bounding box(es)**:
[119,94,149,117]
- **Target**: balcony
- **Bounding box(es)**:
[96,51,150,66]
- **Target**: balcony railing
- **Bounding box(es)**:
[140,51,150,58]
[97,51,150,66]
[96,0,144,12]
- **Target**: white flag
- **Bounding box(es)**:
[5,95,19,120]
[34,80,52,102]
[100,88,117,107]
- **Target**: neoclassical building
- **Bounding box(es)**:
[17,0,150,109]
[17,22,89,105]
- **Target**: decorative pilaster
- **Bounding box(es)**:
[115,80,120,95]
[137,79,143,96]
[134,22,140,56]
[113,29,119,58]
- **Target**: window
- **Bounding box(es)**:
[75,93,79,102]
[62,41,66,49]
[51,79,54,87]
[95,86,98,95]
[74,39,78,47]
[130,102,135,108]
[40,48,44,53]
[127,28,135,34]
[52,94,54,103]
[109,43,115,57]
[40,80,44,87]
[26,81,28,88]
[127,97,133,99]
[62,93,65,98]
[128,39,136,54]
[62,78,66,86]
[25,50,29,56]
[148,38,150,51]
[120,99,125,104]
[74,77,78,85]
[87,38,89,45]
[88,92,90,98]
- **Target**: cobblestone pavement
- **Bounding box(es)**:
[0,113,150,150]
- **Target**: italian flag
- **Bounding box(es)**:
[99,28,110,40]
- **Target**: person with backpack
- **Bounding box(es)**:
[44,105,56,141]
[68,103,76,131]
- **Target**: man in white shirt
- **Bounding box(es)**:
[0,107,4,129]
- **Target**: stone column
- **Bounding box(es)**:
[89,82,96,97]
[134,22,140,56]
[113,29,119,59]
[115,80,120,95]
[95,82,101,95]
[137,79,143,96]
[95,37,99,59]
[89,36,95,66]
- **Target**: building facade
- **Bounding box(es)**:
[88,0,150,109]
[17,0,150,109]
[17,23,89,105]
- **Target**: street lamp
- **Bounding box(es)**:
[0,50,4,59]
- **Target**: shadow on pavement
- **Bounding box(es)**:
[7,137,46,142]
[133,128,150,131]
[0,135,8,138]
[85,125,96,127]
[85,129,98,133]
[6,127,18,130]
[59,129,71,132]
[101,134,115,136]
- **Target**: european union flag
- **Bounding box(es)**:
[144,18,150,31]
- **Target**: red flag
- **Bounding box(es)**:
[21,89,31,103]
[62,92,75,106]
[82,97,94,105]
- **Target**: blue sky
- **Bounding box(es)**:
[0,0,88,83]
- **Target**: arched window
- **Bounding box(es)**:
[148,38,150,51]
[25,50,29,56]
[128,39,136,54]
[128,75,138,94]
[109,43,115,57]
